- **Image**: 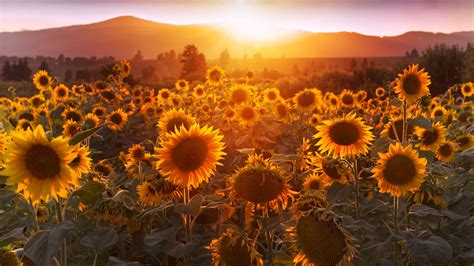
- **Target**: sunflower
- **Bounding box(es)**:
[36,205,49,223]
[289,212,355,266]
[237,105,258,127]
[435,141,457,162]
[394,64,431,104]
[16,119,33,131]
[372,143,426,197]
[92,106,106,117]
[83,113,100,129]
[417,122,446,150]
[193,84,206,98]
[293,88,321,111]
[94,81,108,91]
[264,88,281,102]
[456,134,473,151]
[33,70,53,91]
[62,120,80,137]
[175,79,189,91]
[2,125,78,202]
[327,94,340,109]
[62,108,83,123]
[303,173,326,193]
[156,123,226,189]
[157,108,194,134]
[356,90,367,102]
[158,88,172,103]
[95,160,114,177]
[309,155,352,186]
[274,101,289,121]
[206,65,225,86]
[170,94,183,107]
[461,82,473,97]
[53,84,69,101]
[314,113,374,158]
[29,95,45,108]
[308,114,321,127]
[375,87,385,98]
[340,89,356,108]
[229,85,252,105]
[431,106,447,118]
[381,117,415,141]
[209,230,263,266]
[106,109,128,131]
[69,145,92,176]
[137,182,160,205]
[128,144,146,162]
[119,60,132,77]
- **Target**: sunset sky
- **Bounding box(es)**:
[1,0,473,36]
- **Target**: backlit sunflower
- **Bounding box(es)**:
[2,125,78,202]
[36,205,49,223]
[303,173,326,193]
[33,70,53,91]
[156,123,226,189]
[356,90,367,102]
[309,155,352,186]
[119,60,132,77]
[314,113,374,158]
[264,88,281,102]
[435,141,457,162]
[372,143,427,197]
[175,79,189,91]
[288,212,356,266]
[62,120,80,137]
[157,108,194,134]
[209,230,263,266]
[158,88,172,103]
[375,87,385,98]
[69,145,92,176]
[53,84,69,101]
[274,101,289,121]
[416,122,446,150]
[308,114,321,127]
[92,106,106,117]
[381,117,415,141]
[461,82,473,97]
[84,113,100,129]
[237,105,258,127]
[106,109,128,131]
[193,84,206,98]
[137,182,160,205]
[394,64,431,104]
[340,89,356,108]
[128,144,146,163]
[456,134,473,151]
[293,88,321,111]
[206,65,225,86]
[431,106,447,118]
[327,93,340,109]
[16,119,33,131]
[62,108,83,123]
[29,95,45,108]
[229,85,252,105]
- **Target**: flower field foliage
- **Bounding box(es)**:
[0,61,473,266]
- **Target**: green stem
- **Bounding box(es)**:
[263,205,273,265]
[183,187,191,243]
[29,198,40,233]
[92,253,98,266]
[56,200,67,266]
[402,100,408,145]
[393,196,400,265]
[353,159,360,219]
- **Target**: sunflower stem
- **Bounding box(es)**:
[393,196,400,265]
[353,159,360,219]
[183,187,192,243]
[263,205,273,265]
[402,100,408,145]
[28,197,40,233]
[55,199,67,266]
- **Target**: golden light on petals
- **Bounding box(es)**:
[394,64,431,104]
[435,141,457,162]
[157,108,194,134]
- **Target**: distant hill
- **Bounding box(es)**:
[0,16,472,59]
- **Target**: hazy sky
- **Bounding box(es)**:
[1,0,473,35]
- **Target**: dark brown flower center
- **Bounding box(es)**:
[328,121,360,146]
[438,143,453,157]
[19,112,35,121]
[234,168,284,203]
[57,89,66,97]
[383,154,417,185]
[240,107,255,120]
[403,74,421,95]
[38,75,49,86]
[309,179,321,190]
[422,129,439,145]
[166,117,188,132]
[232,89,248,104]
[171,137,208,171]
[268,91,277,100]
[297,91,316,107]
[110,113,123,125]
[277,105,287,117]
[322,161,342,180]
[25,144,61,179]
[342,94,354,105]
[66,111,82,122]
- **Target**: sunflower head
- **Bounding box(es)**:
[303,173,326,194]
[274,101,289,121]
[62,120,80,137]
[137,182,160,205]
[62,108,83,123]
[314,113,374,158]
[264,88,281,102]
[106,109,128,131]
[394,64,431,104]
[128,144,146,162]
[92,106,106,117]
[416,122,446,150]
[157,108,195,134]
[461,82,473,97]
[456,134,473,151]
[375,87,385,97]
[372,143,427,197]
[435,141,457,162]
[340,89,356,107]
[206,65,225,86]
[229,85,252,105]
[175,79,189,91]
[356,90,367,102]
[431,106,447,118]
[238,105,258,127]
[33,70,53,91]
[53,84,69,100]
[293,88,321,111]
[193,84,206,98]
[69,145,92,176]
[209,230,263,266]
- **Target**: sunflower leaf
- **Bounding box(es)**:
[107,256,144,266]
[80,227,118,254]
[71,181,105,205]
[409,116,433,132]
[0,227,26,247]
[68,124,106,145]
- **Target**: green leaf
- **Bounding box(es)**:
[68,124,105,145]
[260,212,292,231]
[407,232,452,264]
[23,221,75,266]
[187,194,203,217]
[409,204,443,217]
[144,226,178,247]
[370,136,390,157]
[80,227,118,254]
[418,150,435,164]
[107,256,143,266]
[71,181,105,205]
[0,227,26,247]
[409,116,433,131]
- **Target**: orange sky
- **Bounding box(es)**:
[1,0,473,35]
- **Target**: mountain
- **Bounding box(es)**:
[0,16,472,58]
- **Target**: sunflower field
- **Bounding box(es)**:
[0,61,473,266]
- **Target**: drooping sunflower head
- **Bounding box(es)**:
[310,154,352,186]
[175,79,189,91]
[416,122,446,150]
[303,173,326,194]
[36,205,49,223]
[431,106,447,118]
[137,182,160,205]
[372,143,427,197]
[33,70,53,91]
[340,89,356,107]
[229,85,252,105]
[456,134,473,151]
[238,104,258,127]
[381,117,415,141]
[2,125,78,202]
[206,65,225,86]
[314,113,374,158]
[156,123,226,189]
[106,109,128,131]
[209,230,264,266]
[264,88,281,102]
[461,82,473,97]
[394,64,431,104]
[62,120,80,137]
[293,88,321,111]
[291,212,355,266]
[157,108,195,134]
[435,141,457,163]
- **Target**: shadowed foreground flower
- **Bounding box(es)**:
[394,64,430,104]
[156,123,226,189]
[372,143,427,197]
[416,122,446,151]
[435,141,457,163]
[209,230,263,266]
[2,125,78,202]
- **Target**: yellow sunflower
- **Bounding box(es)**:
[158,88,172,103]
[461,82,473,97]
[206,65,225,86]
[273,101,289,121]
[314,113,374,158]
[263,88,281,102]
[303,173,326,193]
[356,90,367,102]
[372,143,427,197]
[128,144,146,163]
[62,108,83,123]
[435,141,457,162]
[375,87,385,98]
[32,70,53,91]
[156,123,226,189]
[193,84,206,98]
[456,134,473,151]
[175,79,189,91]
[53,84,69,101]
[394,64,431,104]
[106,109,128,131]
[29,95,45,108]
[293,88,321,111]
[36,205,49,223]
[157,108,194,134]
[229,85,252,105]
[2,125,78,202]
[431,106,447,118]
[339,89,356,108]
[69,145,92,176]
[92,106,107,117]
[237,105,258,127]
[62,120,80,137]
[84,113,100,129]
[137,182,160,205]
[416,122,446,150]
[209,230,263,266]
[309,155,352,186]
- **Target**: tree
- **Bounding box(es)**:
[2,60,11,80]
[141,65,155,82]
[350,58,357,69]
[410,48,419,58]
[180,45,207,80]
[132,50,144,61]
[38,60,51,73]
[219,49,231,66]
[463,43,474,81]
[65,69,73,83]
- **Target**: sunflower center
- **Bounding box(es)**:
[277,105,287,117]
[66,112,82,122]
[457,136,469,147]
[309,180,321,190]
[328,121,360,146]
[383,155,417,185]
[101,91,116,100]
[342,94,354,105]
[171,137,208,171]
[19,112,35,121]
[403,74,421,95]
[232,89,248,104]
[38,76,49,86]
[25,144,61,180]
[166,117,189,132]
[219,236,252,266]
[297,215,346,266]
[322,161,342,180]
[297,91,316,107]
[438,144,453,157]
[268,91,277,100]
[330,98,338,105]
[57,89,66,97]
[234,168,284,203]
[422,129,438,145]
[434,110,444,117]
[241,107,255,120]
[110,113,123,125]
